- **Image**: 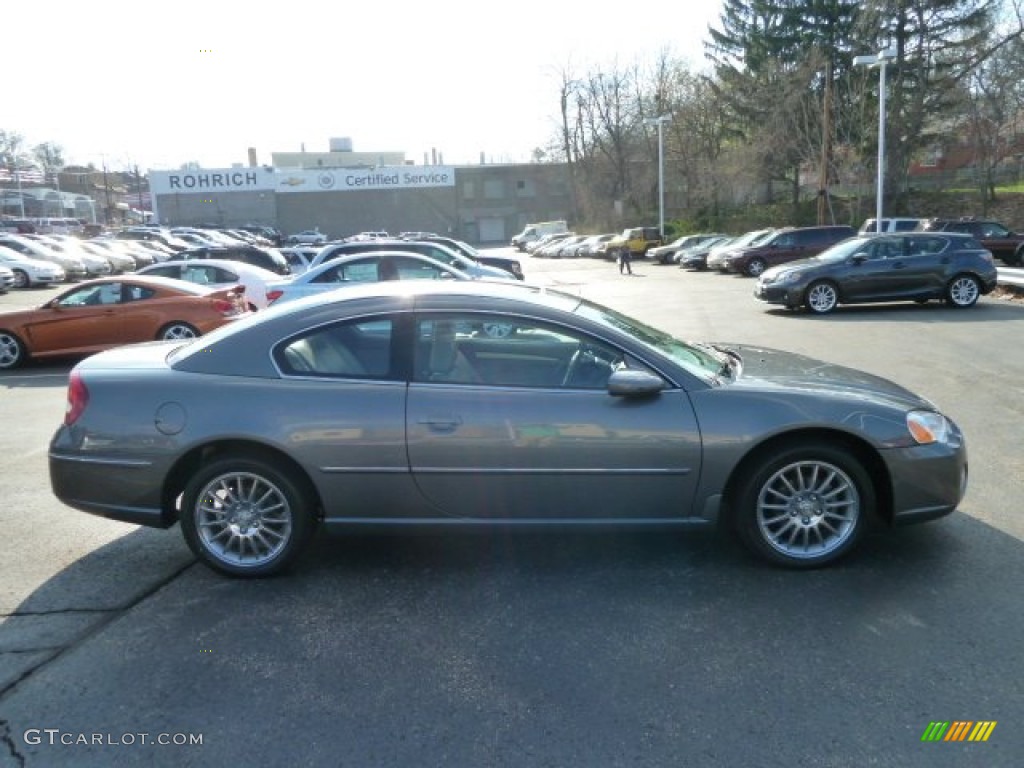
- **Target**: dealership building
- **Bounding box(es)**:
[149,142,573,245]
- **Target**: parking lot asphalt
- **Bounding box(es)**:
[1,251,1022,767]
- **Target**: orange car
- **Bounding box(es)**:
[0,275,251,369]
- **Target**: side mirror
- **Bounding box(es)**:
[608,369,665,397]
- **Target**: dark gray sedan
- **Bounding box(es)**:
[49,281,967,577]
[754,232,998,313]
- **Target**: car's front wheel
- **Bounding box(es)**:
[734,443,873,568]
[180,456,316,577]
[746,257,767,277]
[0,332,27,370]
[946,274,980,308]
[11,269,30,289]
[805,281,839,314]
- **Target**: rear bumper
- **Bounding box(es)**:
[49,450,175,528]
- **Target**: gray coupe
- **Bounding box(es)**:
[49,281,967,577]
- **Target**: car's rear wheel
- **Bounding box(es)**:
[157,322,199,341]
[12,269,29,289]
[0,332,27,370]
[734,443,872,568]
[180,456,316,577]
[746,257,767,277]
[946,274,980,308]
[805,281,839,314]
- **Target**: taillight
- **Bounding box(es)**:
[266,289,283,304]
[65,371,89,426]
[212,299,235,315]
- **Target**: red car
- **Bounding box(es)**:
[0,275,250,369]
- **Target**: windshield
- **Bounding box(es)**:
[813,237,874,262]
[572,295,727,381]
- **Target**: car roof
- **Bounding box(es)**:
[140,258,279,277]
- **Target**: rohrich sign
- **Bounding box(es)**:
[149,166,455,195]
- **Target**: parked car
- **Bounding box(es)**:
[0,245,66,288]
[280,246,320,275]
[525,232,573,254]
[265,251,465,305]
[722,225,855,277]
[753,232,998,314]
[0,234,87,281]
[577,234,617,258]
[858,217,924,234]
[113,227,190,253]
[707,229,776,271]
[48,280,968,577]
[309,239,512,280]
[137,258,283,309]
[649,234,727,265]
[28,236,113,278]
[919,217,1024,266]
[606,227,663,260]
[85,239,157,269]
[677,236,734,270]
[0,264,13,293]
[73,240,138,274]
[286,229,328,246]
[0,275,250,369]
[177,245,292,276]
[420,236,524,280]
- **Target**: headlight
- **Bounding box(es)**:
[906,410,951,445]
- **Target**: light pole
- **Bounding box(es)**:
[644,114,672,238]
[853,47,897,231]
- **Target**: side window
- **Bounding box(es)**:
[210,267,238,283]
[413,314,626,389]
[125,285,156,302]
[276,318,393,379]
[58,283,121,306]
[183,265,213,284]
[907,236,945,256]
[310,265,347,284]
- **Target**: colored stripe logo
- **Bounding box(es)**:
[921,721,996,742]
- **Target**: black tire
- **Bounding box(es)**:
[746,257,767,277]
[157,322,199,341]
[0,331,27,370]
[946,274,980,308]
[12,269,30,289]
[180,456,316,577]
[1009,248,1024,267]
[734,442,874,568]
[805,281,839,314]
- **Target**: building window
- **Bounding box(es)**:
[515,179,534,198]
[462,181,475,200]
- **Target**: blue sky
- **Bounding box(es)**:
[7,0,723,172]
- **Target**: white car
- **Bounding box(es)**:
[264,251,464,306]
[0,234,87,281]
[136,258,285,309]
[287,230,328,245]
[0,264,13,293]
[280,246,319,275]
[0,245,66,288]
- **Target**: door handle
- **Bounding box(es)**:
[891,261,906,269]
[418,416,463,431]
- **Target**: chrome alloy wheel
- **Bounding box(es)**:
[194,472,293,567]
[806,282,838,314]
[947,275,980,307]
[755,460,859,560]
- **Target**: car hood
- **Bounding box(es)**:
[723,343,933,411]
[760,257,824,280]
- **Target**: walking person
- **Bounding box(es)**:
[618,247,633,275]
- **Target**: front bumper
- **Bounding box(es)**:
[882,436,968,527]
[753,281,803,306]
